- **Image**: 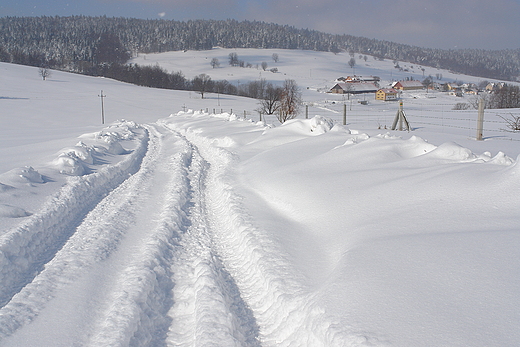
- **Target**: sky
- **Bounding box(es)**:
[1,0,519,50]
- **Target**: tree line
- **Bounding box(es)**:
[75,59,301,123]
[1,16,519,81]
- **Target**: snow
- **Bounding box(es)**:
[1,48,520,346]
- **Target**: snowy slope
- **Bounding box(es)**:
[1,49,520,346]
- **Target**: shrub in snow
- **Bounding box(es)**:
[309,115,334,134]
[0,166,44,186]
[99,135,127,155]
[53,152,87,176]
[18,166,44,184]
[61,142,95,164]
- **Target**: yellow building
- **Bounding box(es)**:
[376,88,398,101]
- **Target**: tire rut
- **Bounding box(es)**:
[166,131,260,347]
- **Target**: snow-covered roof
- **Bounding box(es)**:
[395,80,424,88]
[377,88,398,93]
[333,82,378,92]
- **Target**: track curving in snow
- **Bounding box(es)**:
[0,121,261,346]
[165,115,374,346]
[1,114,375,346]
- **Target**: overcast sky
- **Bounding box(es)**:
[1,0,519,50]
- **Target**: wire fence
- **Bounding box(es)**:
[195,105,520,142]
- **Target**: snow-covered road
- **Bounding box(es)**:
[2,108,519,347]
[0,116,368,346]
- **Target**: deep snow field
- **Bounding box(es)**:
[0,48,519,346]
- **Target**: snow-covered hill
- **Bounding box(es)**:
[1,49,519,346]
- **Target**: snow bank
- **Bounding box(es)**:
[0,121,148,308]
[50,120,140,176]
[166,113,375,346]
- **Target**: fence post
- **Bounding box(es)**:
[305,105,309,119]
[343,103,347,125]
[476,98,485,140]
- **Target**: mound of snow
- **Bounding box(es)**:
[52,151,88,176]
[309,115,335,134]
[62,141,95,164]
[427,142,476,161]
[277,115,335,135]
[0,204,31,218]
[0,166,44,185]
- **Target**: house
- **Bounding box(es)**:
[485,82,505,92]
[376,88,399,101]
[329,82,379,94]
[393,80,424,91]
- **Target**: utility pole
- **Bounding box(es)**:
[343,103,347,125]
[476,98,485,140]
[391,101,411,131]
[98,90,106,124]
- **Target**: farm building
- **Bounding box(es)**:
[376,88,399,101]
[329,82,379,94]
[393,80,424,91]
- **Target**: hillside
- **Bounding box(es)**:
[1,16,519,81]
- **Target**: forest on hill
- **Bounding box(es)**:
[1,16,519,82]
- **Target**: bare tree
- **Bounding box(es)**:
[249,79,268,99]
[498,113,520,132]
[192,73,212,99]
[469,94,490,110]
[490,84,520,109]
[39,67,51,80]
[272,53,279,63]
[422,75,434,92]
[210,57,220,68]
[348,57,356,69]
[228,52,239,66]
[257,83,282,115]
[261,61,268,71]
[277,79,301,123]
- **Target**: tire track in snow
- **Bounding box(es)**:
[0,124,149,308]
[0,124,184,344]
[0,125,160,342]
[168,119,374,346]
[85,124,190,346]
[1,121,261,346]
[165,133,260,347]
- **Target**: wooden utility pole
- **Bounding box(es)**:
[391,101,411,131]
[476,98,485,140]
[98,90,106,124]
[343,103,347,125]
